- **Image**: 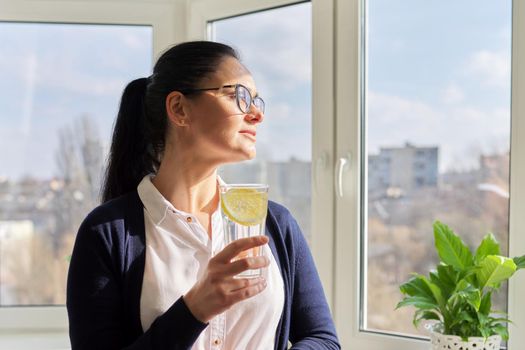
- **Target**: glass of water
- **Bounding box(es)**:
[219,184,269,278]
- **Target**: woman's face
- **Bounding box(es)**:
[173,56,264,165]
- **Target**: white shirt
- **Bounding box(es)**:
[138,175,285,349]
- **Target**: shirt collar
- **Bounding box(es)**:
[137,175,172,225]
[137,174,226,226]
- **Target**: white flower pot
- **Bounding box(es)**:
[430,331,501,350]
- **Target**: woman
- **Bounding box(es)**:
[67,41,340,350]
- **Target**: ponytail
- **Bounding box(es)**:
[101,77,155,202]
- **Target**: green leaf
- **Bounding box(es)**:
[479,292,492,315]
[445,293,462,317]
[400,275,435,299]
[398,275,442,312]
[474,233,500,262]
[413,309,441,328]
[488,316,512,325]
[451,280,481,311]
[457,310,476,323]
[453,279,470,293]
[422,276,446,309]
[448,309,476,330]
[492,324,509,340]
[479,326,491,339]
[476,255,517,289]
[514,255,525,270]
[430,264,458,299]
[434,221,474,271]
[396,296,438,310]
[477,311,489,326]
[400,274,446,314]
[463,289,481,311]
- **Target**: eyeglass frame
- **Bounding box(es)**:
[180,83,265,114]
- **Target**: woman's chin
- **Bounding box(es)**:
[237,143,256,160]
[236,147,256,162]
[245,146,256,159]
[221,148,256,165]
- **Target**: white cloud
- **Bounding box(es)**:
[465,50,510,88]
[367,91,510,172]
[121,32,149,50]
[216,2,311,96]
[367,91,442,156]
[20,54,37,136]
[441,84,464,104]
[1,23,151,99]
[52,74,128,96]
[368,91,440,126]
[267,103,291,121]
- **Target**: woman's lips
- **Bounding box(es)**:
[239,130,256,141]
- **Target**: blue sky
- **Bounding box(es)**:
[214,0,511,172]
[0,23,152,180]
[0,0,513,179]
[212,2,312,163]
[367,0,512,171]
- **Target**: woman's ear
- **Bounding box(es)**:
[165,91,189,127]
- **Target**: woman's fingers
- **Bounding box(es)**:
[226,276,266,292]
[223,255,270,276]
[227,278,267,302]
[213,236,269,264]
[183,239,270,323]
[183,236,270,323]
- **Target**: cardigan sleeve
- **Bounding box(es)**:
[66,213,208,350]
[286,216,341,350]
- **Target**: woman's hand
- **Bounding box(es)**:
[183,235,270,323]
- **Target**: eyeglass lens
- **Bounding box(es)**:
[235,85,265,114]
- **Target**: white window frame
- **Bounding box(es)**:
[3,0,523,348]
[186,0,336,310]
[335,0,525,349]
[0,0,181,337]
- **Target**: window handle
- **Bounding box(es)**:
[335,154,351,198]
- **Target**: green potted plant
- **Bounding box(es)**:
[397,221,525,350]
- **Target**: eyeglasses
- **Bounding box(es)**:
[181,83,265,114]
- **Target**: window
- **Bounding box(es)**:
[208,2,313,241]
[0,22,152,306]
[364,0,512,337]
[335,0,525,348]
[0,0,177,336]
[3,1,524,349]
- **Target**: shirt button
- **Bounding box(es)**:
[213,338,222,346]
[186,217,193,223]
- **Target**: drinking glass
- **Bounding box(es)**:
[219,184,269,278]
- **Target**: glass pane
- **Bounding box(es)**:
[210,2,312,241]
[0,22,152,306]
[364,0,512,338]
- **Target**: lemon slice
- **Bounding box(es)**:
[221,188,268,226]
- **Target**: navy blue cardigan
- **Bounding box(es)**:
[66,190,340,350]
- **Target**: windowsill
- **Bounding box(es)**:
[0,330,70,350]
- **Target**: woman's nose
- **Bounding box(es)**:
[245,103,264,123]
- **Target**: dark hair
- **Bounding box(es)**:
[101,41,239,202]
